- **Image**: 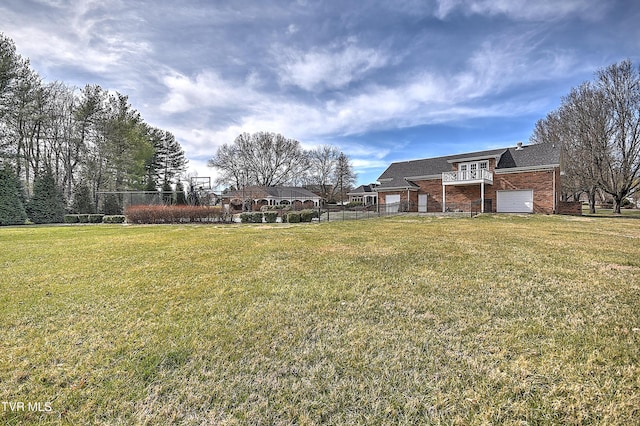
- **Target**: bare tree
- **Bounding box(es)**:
[532,60,640,214]
[333,152,357,204]
[532,83,610,213]
[208,131,308,188]
[596,60,640,213]
[306,144,340,200]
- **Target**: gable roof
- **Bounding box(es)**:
[348,184,378,195]
[377,143,560,190]
[223,185,322,200]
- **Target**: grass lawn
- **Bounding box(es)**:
[582,206,640,218]
[1,215,639,424]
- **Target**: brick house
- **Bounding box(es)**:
[347,184,378,206]
[375,142,562,214]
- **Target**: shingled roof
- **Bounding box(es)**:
[376,143,561,190]
[223,186,322,200]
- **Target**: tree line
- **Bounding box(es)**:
[0,33,187,223]
[532,59,640,214]
[208,132,357,203]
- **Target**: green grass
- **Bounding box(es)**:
[582,206,640,218]
[1,215,639,424]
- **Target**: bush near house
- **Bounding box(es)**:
[300,209,316,222]
[286,211,300,223]
[263,211,278,223]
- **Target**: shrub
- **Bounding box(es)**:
[264,211,277,223]
[78,214,89,223]
[89,214,104,223]
[300,209,314,222]
[124,205,229,224]
[251,212,263,223]
[103,215,126,224]
[287,212,301,223]
[64,214,80,223]
[239,212,263,223]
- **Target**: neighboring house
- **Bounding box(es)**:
[221,186,324,211]
[376,142,562,214]
[347,184,378,206]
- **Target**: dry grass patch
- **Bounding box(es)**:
[1,215,639,424]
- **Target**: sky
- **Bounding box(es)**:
[1,0,639,187]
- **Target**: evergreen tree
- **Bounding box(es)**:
[162,179,173,205]
[71,182,96,214]
[26,169,66,223]
[175,180,187,205]
[103,194,121,215]
[0,166,27,225]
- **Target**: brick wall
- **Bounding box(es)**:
[493,170,557,214]
[558,201,582,215]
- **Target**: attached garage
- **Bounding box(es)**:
[497,190,533,213]
[385,194,401,213]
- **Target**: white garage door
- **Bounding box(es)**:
[497,190,533,213]
[385,194,400,213]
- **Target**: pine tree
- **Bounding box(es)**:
[175,180,187,205]
[0,166,28,225]
[103,194,121,215]
[26,169,66,224]
[71,182,96,214]
[162,179,173,205]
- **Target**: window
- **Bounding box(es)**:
[459,160,489,180]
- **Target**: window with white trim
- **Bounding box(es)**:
[459,160,489,179]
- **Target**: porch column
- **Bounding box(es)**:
[442,185,446,212]
[481,181,485,213]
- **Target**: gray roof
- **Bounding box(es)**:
[224,186,322,200]
[348,184,378,195]
[377,143,560,190]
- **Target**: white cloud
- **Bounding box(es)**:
[2,0,150,77]
[435,0,606,21]
[158,70,262,114]
[164,33,573,164]
[279,43,390,91]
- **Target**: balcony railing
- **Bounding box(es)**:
[442,169,493,184]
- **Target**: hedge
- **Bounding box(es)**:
[240,212,265,223]
[264,211,277,223]
[300,209,314,222]
[64,214,105,224]
[124,205,228,224]
[103,215,126,224]
[89,214,104,223]
[287,212,301,223]
[64,215,79,223]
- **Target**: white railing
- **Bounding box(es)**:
[442,169,493,184]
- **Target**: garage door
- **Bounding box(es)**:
[497,190,533,213]
[385,194,400,213]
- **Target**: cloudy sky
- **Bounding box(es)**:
[2,0,639,186]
